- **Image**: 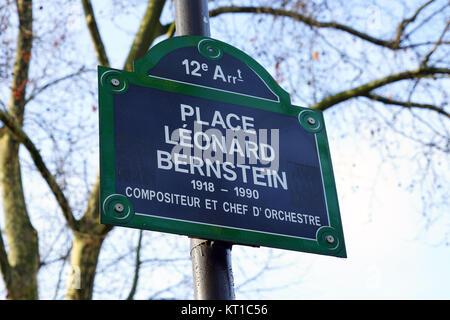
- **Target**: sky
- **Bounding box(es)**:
[1,0,448,300]
[90,0,449,300]
[232,135,450,299]
[60,0,450,299]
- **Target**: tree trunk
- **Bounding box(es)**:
[0,134,39,300]
[65,232,105,300]
[0,0,38,300]
[63,0,168,300]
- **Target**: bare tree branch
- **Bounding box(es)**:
[77,175,110,235]
[51,245,72,300]
[0,231,11,294]
[123,0,167,71]
[310,66,450,111]
[363,93,450,118]
[126,230,143,300]
[24,67,94,104]
[148,274,191,299]
[420,21,449,68]
[209,5,419,50]
[402,40,450,49]
[63,0,172,299]
[404,1,448,40]
[0,109,79,231]
[209,2,446,51]
[165,21,176,38]
[81,0,110,67]
[393,0,435,48]
[79,0,169,234]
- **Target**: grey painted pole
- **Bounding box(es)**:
[175,0,211,37]
[174,0,235,300]
[190,239,235,300]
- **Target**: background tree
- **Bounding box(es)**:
[0,0,448,299]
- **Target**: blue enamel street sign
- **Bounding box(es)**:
[98,36,346,257]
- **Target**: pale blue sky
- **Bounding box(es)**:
[1,0,447,300]
[87,0,450,299]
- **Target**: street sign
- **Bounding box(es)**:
[98,36,346,257]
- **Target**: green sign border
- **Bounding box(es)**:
[98,36,346,258]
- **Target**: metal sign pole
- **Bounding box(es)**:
[174,0,235,300]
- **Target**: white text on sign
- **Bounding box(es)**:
[182,59,244,85]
